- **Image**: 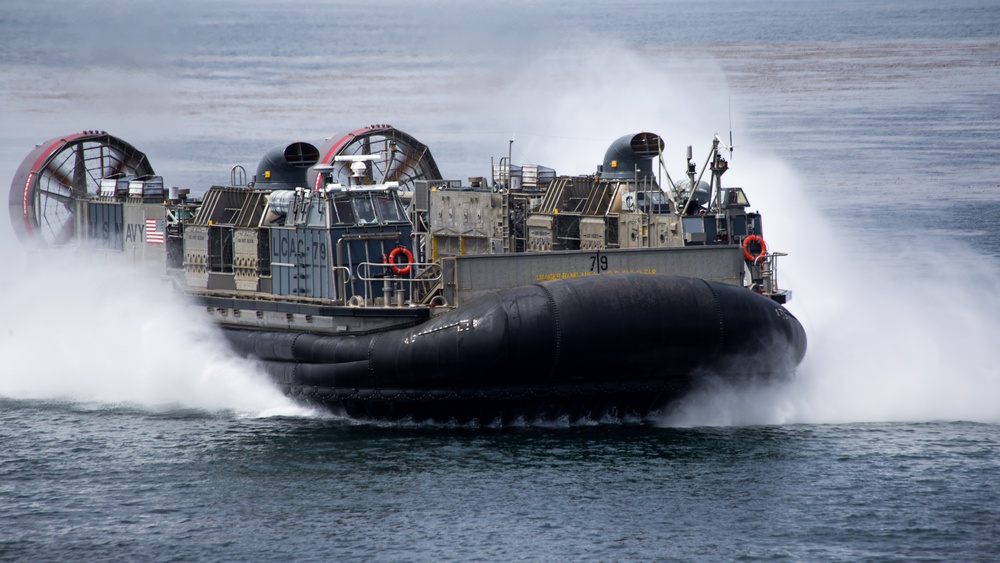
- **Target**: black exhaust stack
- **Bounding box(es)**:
[255,142,320,190]
[599,132,664,180]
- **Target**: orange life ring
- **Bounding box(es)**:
[387,246,413,275]
[742,234,767,262]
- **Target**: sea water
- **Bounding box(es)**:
[1,0,999,560]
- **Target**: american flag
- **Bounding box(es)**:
[146,217,165,244]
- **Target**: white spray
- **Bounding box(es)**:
[0,246,313,418]
[662,151,1000,426]
[472,45,1000,426]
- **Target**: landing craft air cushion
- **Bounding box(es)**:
[8,125,806,423]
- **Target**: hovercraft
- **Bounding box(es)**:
[8,125,806,423]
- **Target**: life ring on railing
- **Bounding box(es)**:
[387,246,414,276]
[741,234,767,262]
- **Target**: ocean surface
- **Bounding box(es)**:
[2,0,999,560]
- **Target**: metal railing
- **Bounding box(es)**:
[754,251,787,296]
[350,261,444,307]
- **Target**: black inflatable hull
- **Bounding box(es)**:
[223,274,807,423]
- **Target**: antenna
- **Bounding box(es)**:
[507,133,515,188]
[728,96,735,160]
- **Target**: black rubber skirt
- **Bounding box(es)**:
[223,274,807,423]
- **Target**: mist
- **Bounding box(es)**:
[0,249,312,418]
[662,153,1000,426]
[463,45,1000,426]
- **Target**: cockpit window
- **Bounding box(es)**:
[725,188,750,207]
[351,195,377,225]
[374,194,405,223]
[332,200,354,225]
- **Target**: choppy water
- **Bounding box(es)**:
[3,401,999,562]
[2,0,1000,560]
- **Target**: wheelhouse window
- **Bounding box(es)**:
[351,195,377,225]
[331,199,355,225]
[374,193,405,223]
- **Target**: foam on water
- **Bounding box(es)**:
[0,244,314,418]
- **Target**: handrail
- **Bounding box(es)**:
[355,261,443,282]
[754,251,787,295]
[331,265,353,279]
[351,261,444,307]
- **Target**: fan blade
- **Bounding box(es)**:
[36,187,76,206]
[41,167,87,199]
[73,142,88,194]
[387,149,419,183]
[361,136,373,184]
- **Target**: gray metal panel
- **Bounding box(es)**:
[428,190,498,238]
[270,227,333,299]
[300,227,333,300]
[651,214,684,247]
[579,217,605,250]
[123,202,166,268]
[87,202,124,251]
[527,214,554,251]
[270,227,297,296]
[618,214,643,248]
[208,272,237,291]
[127,175,164,198]
[441,257,457,306]
[452,246,744,305]
[234,228,259,291]
[184,225,209,289]
[413,181,430,213]
[730,214,748,238]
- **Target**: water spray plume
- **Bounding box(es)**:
[479,45,1000,426]
[0,250,314,418]
[662,145,1000,427]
